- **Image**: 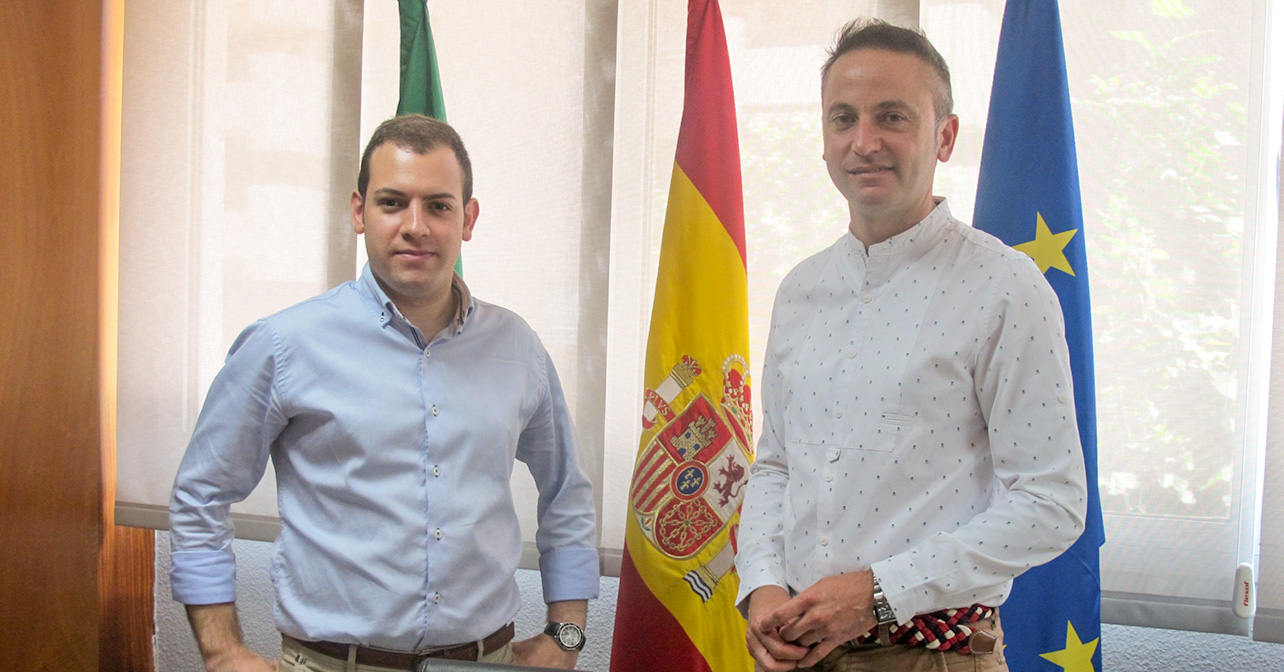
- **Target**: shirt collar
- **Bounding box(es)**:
[357,263,476,335]
[843,197,953,260]
[449,273,475,334]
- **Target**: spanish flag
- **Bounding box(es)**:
[610,1,753,671]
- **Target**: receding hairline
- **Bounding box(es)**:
[820,19,954,122]
[821,46,955,122]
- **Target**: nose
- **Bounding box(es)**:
[850,117,880,156]
[403,201,429,237]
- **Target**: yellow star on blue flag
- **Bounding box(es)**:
[1039,622,1099,672]
[1015,212,1078,276]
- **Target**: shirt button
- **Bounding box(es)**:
[847,349,857,359]
[833,409,844,419]
[825,472,834,483]
[432,466,441,477]
[432,405,439,416]
[820,536,830,546]
[425,350,431,358]
[1058,393,1070,404]
[433,592,442,604]
[860,292,873,303]
[433,528,443,540]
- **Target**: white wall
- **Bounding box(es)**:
[154,534,1284,671]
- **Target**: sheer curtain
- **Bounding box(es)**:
[116,0,364,538]
[116,0,1284,642]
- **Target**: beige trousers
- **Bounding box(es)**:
[278,636,515,672]
[757,615,1008,672]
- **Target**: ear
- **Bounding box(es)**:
[936,114,960,163]
[351,190,366,234]
[461,198,479,243]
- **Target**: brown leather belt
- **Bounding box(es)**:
[287,622,515,668]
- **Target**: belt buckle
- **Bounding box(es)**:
[415,655,436,672]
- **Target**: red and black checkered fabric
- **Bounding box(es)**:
[854,604,995,654]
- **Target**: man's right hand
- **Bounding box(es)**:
[185,603,275,672]
[745,586,811,672]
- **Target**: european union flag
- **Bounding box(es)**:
[973,1,1104,670]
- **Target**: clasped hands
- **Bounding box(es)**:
[744,571,879,672]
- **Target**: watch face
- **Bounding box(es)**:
[875,604,896,624]
[557,624,584,649]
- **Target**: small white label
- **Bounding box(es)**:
[1233,562,1255,619]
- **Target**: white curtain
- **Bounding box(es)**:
[116,0,364,539]
[116,0,1284,642]
[1057,0,1274,638]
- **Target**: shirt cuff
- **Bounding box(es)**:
[170,548,237,605]
[538,547,600,603]
[870,556,924,625]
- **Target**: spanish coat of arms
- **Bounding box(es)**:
[631,354,753,601]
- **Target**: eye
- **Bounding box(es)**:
[377,197,402,208]
[830,112,856,128]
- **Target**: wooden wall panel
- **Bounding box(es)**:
[99,524,155,672]
[0,1,104,667]
[0,1,153,670]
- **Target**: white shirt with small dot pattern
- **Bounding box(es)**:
[735,201,1088,624]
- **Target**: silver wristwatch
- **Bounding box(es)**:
[544,621,586,651]
[871,576,897,625]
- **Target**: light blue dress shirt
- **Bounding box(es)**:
[169,264,599,650]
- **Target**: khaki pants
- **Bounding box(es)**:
[278,636,516,672]
[757,615,1008,672]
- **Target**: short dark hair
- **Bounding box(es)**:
[356,114,473,202]
[821,18,953,121]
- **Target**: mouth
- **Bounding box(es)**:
[393,249,437,260]
[848,165,893,176]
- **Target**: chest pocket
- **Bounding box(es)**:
[782,319,922,453]
[859,411,917,452]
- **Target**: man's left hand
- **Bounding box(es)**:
[766,570,879,668]
[510,633,579,669]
